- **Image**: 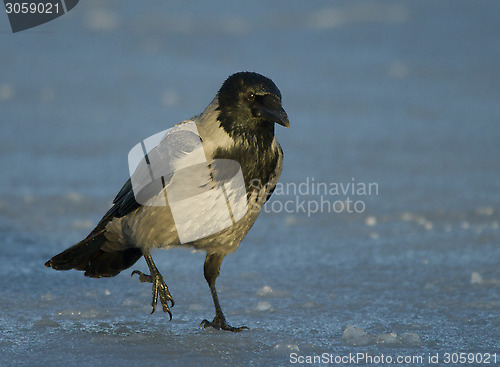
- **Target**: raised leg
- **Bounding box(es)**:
[199,253,248,332]
[131,249,174,319]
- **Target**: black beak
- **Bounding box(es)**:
[260,105,290,128]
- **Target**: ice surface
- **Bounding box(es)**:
[342,325,376,346]
[343,326,422,347]
[257,285,274,296]
[365,215,377,226]
[255,301,273,312]
[376,332,400,346]
[2,1,500,366]
[471,271,483,285]
[399,332,423,347]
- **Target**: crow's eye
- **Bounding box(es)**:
[246,92,255,101]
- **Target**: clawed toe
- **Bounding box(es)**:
[200,314,249,332]
[132,269,174,319]
[131,270,152,283]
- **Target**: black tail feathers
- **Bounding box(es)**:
[45,231,142,278]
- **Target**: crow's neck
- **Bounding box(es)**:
[212,133,279,189]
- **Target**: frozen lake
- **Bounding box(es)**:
[1,1,499,366]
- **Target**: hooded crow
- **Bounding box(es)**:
[45,71,289,332]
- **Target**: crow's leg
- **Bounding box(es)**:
[200,253,248,332]
[132,249,174,319]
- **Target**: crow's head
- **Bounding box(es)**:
[217,72,289,143]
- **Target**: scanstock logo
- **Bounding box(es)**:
[128,121,248,244]
[4,0,79,33]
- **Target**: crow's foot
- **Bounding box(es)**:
[200,313,249,332]
[131,270,174,319]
